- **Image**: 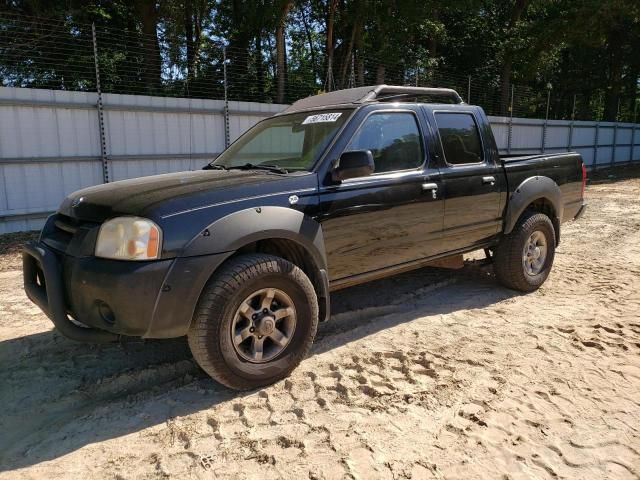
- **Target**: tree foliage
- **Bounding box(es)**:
[1,0,638,120]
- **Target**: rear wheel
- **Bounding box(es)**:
[188,254,319,390]
[493,211,556,292]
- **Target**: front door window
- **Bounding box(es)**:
[344,112,424,174]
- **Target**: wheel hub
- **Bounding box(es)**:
[522,230,548,276]
[230,288,297,363]
[257,316,275,336]
[526,244,541,260]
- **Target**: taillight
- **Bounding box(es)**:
[581,162,587,198]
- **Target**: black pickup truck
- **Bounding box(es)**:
[23,85,586,390]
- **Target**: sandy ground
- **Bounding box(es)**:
[1,174,639,479]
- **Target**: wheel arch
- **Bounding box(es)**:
[182,207,330,322]
[503,176,563,244]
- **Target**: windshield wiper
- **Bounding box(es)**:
[203,163,228,171]
[226,163,289,174]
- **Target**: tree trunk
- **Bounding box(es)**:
[135,0,162,92]
[185,1,194,81]
[427,9,439,59]
[339,19,359,89]
[371,3,392,87]
[627,72,639,122]
[499,0,530,115]
[499,58,512,115]
[276,0,293,103]
[357,58,365,86]
[604,26,624,121]
[255,31,265,100]
[354,18,364,87]
[376,65,386,84]
[325,0,338,91]
[227,0,252,99]
[604,75,622,122]
[300,4,318,84]
[185,0,208,83]
[576,91,591,121]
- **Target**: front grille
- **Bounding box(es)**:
[42,214,96,255]
[54,217,79,235]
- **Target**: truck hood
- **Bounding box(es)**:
[59,169,315,222]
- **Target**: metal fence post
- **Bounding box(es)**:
[325,59,334,92]
[593,122,600,169]
[611,98,620,167]
[611,123,618,167]
[91,23,109,183]
[631,100,638,163]
[348,53,355,89]
[507,84,514,154]
[541,84,551,153]
[223,46,230,149]
[567,94,576,152]
[467,76,471,104]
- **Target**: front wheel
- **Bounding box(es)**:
[493,211,556,292]
[188,254,319,390]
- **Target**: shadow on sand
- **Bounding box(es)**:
[0,263,519,471]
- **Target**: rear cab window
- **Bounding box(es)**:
[434,112,484,165]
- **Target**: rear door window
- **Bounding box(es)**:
[435,113,483,165]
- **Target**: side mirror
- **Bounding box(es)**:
[332,150,375,182]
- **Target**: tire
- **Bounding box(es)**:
[493,211,556,292]
[188,253,319,390]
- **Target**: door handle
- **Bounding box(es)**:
[422,182,438,199]
[482,176,496,185]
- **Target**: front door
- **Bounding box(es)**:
[317,109,444,282]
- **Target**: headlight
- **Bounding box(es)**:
[95,217,162,260]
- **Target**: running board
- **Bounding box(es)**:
[329,253,467,292]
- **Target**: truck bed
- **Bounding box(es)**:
[500,152,574,163]
[500,151,585,224]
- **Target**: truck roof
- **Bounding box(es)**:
[281,85,464,114]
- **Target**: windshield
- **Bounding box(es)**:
[212,109,352,172]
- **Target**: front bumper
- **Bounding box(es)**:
[23,241,120,342]
[23,241,230,341]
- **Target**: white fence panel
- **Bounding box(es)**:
[0,86,638,234]
[488,117,640,170]
[489,118,510,151]
[545,122,570,150]
[0,87,287,233]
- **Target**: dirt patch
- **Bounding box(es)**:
[588,162,640,183]
[0,231,38,272]
[1,176,639,479]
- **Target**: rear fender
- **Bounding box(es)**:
[503,176,563,235]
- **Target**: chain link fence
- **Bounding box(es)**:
[2,12,638,123]
[1,12,639,235]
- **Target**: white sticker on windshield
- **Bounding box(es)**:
[302,112,342,124]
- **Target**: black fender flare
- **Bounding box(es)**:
[182,206,326,268]
[503,176,563,237]
[181,206,330,321]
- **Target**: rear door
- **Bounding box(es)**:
[428,109,503,251]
